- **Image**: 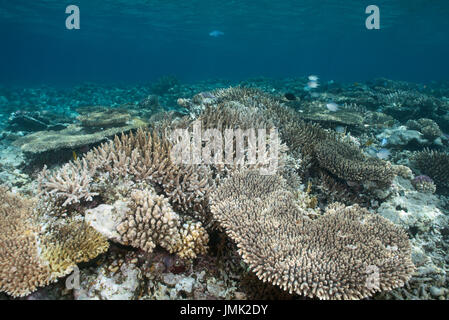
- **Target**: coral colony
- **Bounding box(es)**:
[1,78,449,300]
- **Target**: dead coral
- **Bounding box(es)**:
[210,171,414,300]
[0,187,53,297]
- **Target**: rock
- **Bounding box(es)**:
[85,201,129,243]
[429,286,446,297]
[175,277,195,295]
[13,118,147,154]
[74,262,141,300]
[377,176,448,232]
[376,126,429,146]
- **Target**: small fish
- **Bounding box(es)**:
[307,81,319,89]
[364,139,375,147]
[376,148,391,160]
[380,138,388,146]
[72,151,78,161]
[310,92,320,98]
[209,30,224,37]
[308,75,319,81]
[326,102,339,112]
[284,92,296,101]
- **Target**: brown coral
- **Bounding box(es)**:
[40,221,109,277]
[406,118,442,141]
[38,159,99,207]
[37,128,214,222]
[314,138,395,186]
[412,149,449,193]
[210,171,414,300]
[116,189,208,259]
[200,87,395,187]
[0,187,53,297]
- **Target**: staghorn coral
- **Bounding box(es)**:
[210,170,414,300]
[406,118,442,141]
[40,221,110,277]
[116,189,208,259]
[0,187,53,297]
[380,90,446,120]
[38,159,99,207]
[412,149,449,193]
[313,170,370,207]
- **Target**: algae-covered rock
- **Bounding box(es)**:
[76,107,131,128]
[13,118,147,154]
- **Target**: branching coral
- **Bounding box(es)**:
[412,149,449,193]
[0,186,110,298]
[210,171,414,300]
[37,128,214,221]
[314,138,394,187]
[38,159,99,207]
[0,187,53,297]
[40,221,110,277]
[411,175,436,194]
[116,189,208,259]
[199,87,395,188]
[406,118,442,141]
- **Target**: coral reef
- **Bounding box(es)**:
[406,118,443,142]
[1,78,449,300]
[185,87,395,189]
[210,170,414,299]
[0,187,110,298]
[13,119,147,154]
[314,137,394,187]
[37,128,214,222]
[377,175,449,299]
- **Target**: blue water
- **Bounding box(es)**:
[1,0,448,86]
